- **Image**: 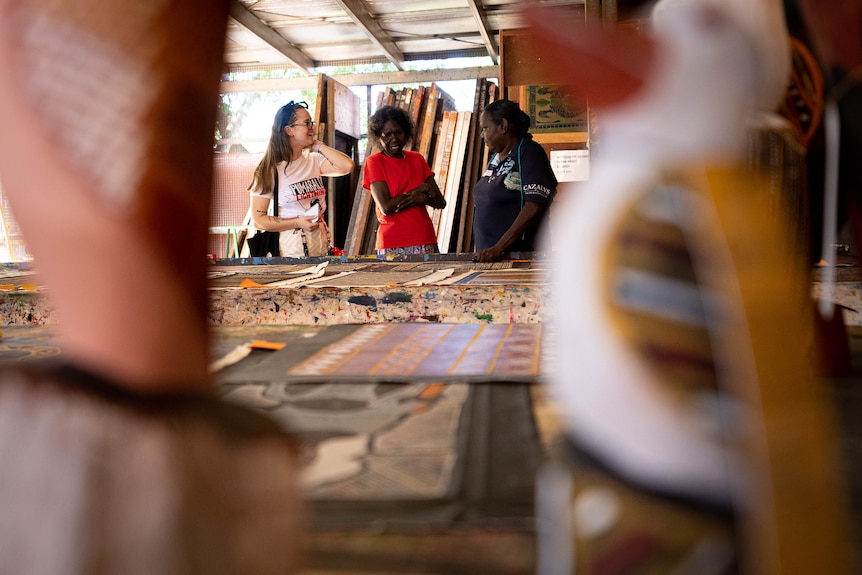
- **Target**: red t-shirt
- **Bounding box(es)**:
[363,151,439,250]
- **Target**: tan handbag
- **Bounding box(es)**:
[305,220,331,256]
[278,229,304,258]
[278,221,331,258]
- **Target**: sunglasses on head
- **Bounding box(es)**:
[277,101,309,129]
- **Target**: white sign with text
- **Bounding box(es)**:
[550,149,590,182]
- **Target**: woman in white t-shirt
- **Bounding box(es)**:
[248,101,354,257]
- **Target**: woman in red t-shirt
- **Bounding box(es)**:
[363,106,446,256]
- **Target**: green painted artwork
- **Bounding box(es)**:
[525,85,588,133]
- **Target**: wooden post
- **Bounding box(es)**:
[585,0,601,25]
[602,0,617,28]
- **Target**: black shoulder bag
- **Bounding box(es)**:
[246,170,281,257]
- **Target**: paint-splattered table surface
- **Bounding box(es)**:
[0,258,549,290]
[206,258,548,288]
[1,259,553,326]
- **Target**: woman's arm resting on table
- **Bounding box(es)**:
[476,202,543,262]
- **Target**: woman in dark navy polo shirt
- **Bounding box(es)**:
[472,99,557,262]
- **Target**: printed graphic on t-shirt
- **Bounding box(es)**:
[523,182,553,198]
[288,176,326,207]
[504,170,521,191]
[487,156,514,183]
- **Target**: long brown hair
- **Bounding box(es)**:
[247,101,309,193]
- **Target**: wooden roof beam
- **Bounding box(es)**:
[333,0,405,71]
[229,1,316,74]
[465,0,498,64]
[220,65,500,93]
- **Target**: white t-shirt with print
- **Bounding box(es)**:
[251,152,332,219]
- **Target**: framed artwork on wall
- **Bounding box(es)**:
[522,84,588,133]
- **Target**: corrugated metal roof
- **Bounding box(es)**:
[225,0,592,72]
